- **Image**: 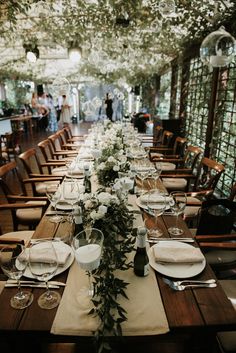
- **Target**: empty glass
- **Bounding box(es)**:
[147,189,167,237]
[168,191,187,236]
[0,245,33,309]
[46,184,64,223]
[29,240,61,309]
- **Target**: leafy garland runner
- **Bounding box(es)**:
[81,189,136,352]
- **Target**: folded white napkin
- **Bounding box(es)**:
[70,169,84,175]
[19,243,71,266]
[153,243,204,264]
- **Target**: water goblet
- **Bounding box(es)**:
[46,184,64,223]
[0,245,33,309]
[136,165,150,194]
[168,191,187,236]
[147,189,167,237]
[72,228,104,297]
[63,179,80,215]
[28,240,61,309]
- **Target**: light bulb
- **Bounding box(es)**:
[68,48,82,63]
[26,51,37,63]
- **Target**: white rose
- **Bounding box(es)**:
[97,192,112,205]
[113,165,119,172]
[84,200,94,209]
[98,205,107,214]
[98,162,106,170]
[108,156,116,163]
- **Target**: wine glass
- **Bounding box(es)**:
[147,189,167,237]
[168,191,187,236]
[149,163,162,189]
[0,245,33,309]
[136,164,150,195]
[63,179,80,216]
[46,184,64,223]
[28,240,61,309]
[72,228,104,297]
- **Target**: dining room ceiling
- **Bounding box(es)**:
[0,0,235,86]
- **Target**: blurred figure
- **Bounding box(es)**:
[60,94,72,125]
[47,94,58,132]
[105,93,113,121]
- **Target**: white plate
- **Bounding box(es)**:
[136,196,170,212]
[23,241,74,279]
[56,201,74,211]
[147,241,206,278]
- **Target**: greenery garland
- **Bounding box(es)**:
[81,189,136,352]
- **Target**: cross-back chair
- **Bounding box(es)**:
[18,148,62,195]
[0,161,48,231]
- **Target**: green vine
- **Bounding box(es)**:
[80,189,136,352]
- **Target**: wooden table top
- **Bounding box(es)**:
[0,181,236,350]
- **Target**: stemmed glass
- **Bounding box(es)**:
[149,162,162,189]
[136,165,150,195]
[147,189,167,237]
[63,179,80,216]
[0,245,33,309]
[46,184,64,223]
[28,240,61,309]
[168,191,187,236]
[72,228,104,297]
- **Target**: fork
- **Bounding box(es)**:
[163,277,216,286]
[166,282,217,291]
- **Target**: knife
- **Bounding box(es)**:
[5,283,60,289]
[7,279,66,286]
[147,238,194,243]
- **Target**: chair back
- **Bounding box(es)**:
[0,161,27,199]
[183,146,203,170]
[229,182,236,202]
[172,137,188,157]
[194,157,225,194]
[19,148,44,175]
[38,139,54,163]
[48,133,62,153]
[160,130,174,147]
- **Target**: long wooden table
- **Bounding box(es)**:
[0,183,236,353]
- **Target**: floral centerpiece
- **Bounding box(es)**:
[96,123,130,187]
[80,188,136,351]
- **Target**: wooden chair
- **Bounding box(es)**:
[140,125,164,147]
[18,148,62,195]
[0,130,23,161]
[48,133,78,158]
[0,161,48,231]
[63,125,87,142]
[149,136,188,161]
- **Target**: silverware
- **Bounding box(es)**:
[5,283,60,289]
[7,279,66,286]
[146,238,194,243]
[166,282,217,291]
[163,277,216,287]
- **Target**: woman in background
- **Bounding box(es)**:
[60,94,72,125]
[47,94,58,132]
[105,93,113,121]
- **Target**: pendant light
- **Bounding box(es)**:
[200,26,236,68]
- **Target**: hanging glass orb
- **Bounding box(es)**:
[158,0,176,17]
[51,77,71,96]
[200,26,236,68]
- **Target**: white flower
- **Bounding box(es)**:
[97,192,112,205]
[108,156,116,163]
[90,210,104,220]
[113,165,119,172]
[84,200,94,209]
[98,162,106,170]
[98,205,107,214]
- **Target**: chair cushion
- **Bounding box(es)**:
[162,177,187,190]
[0,231,34,245]
[36,180,60,194]
[16,201,46,222]
[205,250,236,266]
[159,162,176,171]
[51,166,67,176]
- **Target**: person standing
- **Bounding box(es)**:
[60,94,72,125]
[105,93,113,121]
[47,94,58,132]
